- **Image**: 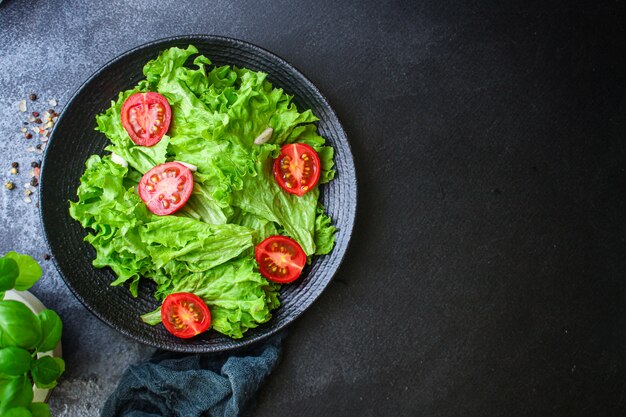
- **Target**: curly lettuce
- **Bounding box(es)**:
[69,45,336,338]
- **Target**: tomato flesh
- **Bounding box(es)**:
[273,143,321,197]
[161,292,211,339]
[121,92,171,147]
[138,162,193,215]
[255,236,306,283]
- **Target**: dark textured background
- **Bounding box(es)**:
[1,1,625,416]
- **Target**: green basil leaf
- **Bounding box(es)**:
[0,375,33,414]
[3,253,42,291]
[0,347,33,376]
[31,357,64,389]
[29,403,50,417]
[36,310,62,353]
[0,258,18,292]
[5,407,32,417]
[0,301,42,349]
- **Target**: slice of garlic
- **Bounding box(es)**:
[110,152,128,168]
[176,161,198,172]
[253,127,274,145]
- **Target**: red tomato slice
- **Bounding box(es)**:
[273,143,321,197]
[138,162,193,215]
[121,92,171,147]
[255,236,307,283]
[161,292,211,339]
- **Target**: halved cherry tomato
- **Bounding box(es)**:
[161,292,211,339]
[273,143,321,197]
[255,236,307,283]
[138,162,193,215]
[121,92,171,147]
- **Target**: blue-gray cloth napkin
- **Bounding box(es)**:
[100,332,285,417]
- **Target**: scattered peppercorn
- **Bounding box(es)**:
[43,254,51,261]
[11,162,19,168]
[32,111,39,117]
[10,168,18,175]
[29,93,37,101]
[23,121,28,126]
[31,161,39,168]
[4,182,15,190]
[33,118,42,124]
[25,133,33,139]
[35,144,42,150]
[30,177,38,187]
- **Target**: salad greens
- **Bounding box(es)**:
[69,45,337,338]
[0,252,64,417]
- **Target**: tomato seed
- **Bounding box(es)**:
[162,200,170,209]
[164,168,178,177]
[150,175,159,183]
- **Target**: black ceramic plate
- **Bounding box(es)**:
[40,36,356,353]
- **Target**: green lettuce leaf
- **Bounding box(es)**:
[142,258,280,338]
[231,153,319,255]
[314,205,336,255]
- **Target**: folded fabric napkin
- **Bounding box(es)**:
[100,332,285,417]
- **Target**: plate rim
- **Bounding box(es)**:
[39,34,357,352]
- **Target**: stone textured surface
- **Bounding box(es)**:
[1,1,626,416]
